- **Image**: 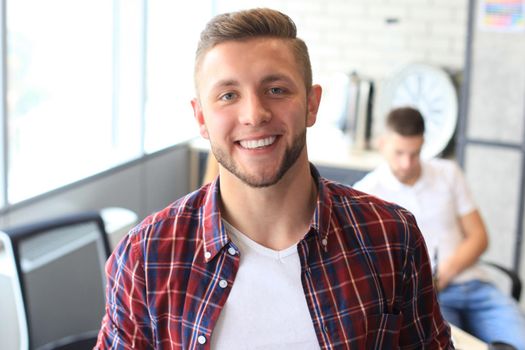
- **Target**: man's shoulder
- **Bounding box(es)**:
[352,164,388,193]
[424,158,464,185]
[322,176,414,220]
[105,184,215,278]
[426,157,460,173]
[322,177,421,248]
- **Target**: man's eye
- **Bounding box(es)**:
[220,93,236,101]
[269,87,284,95]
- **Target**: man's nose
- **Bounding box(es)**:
[239,93,271,126]
[400,156,412,169]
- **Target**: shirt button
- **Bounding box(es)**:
[204,251,211,259]
[227,247,237,255]
[219,279,228,288]
[197,335,207,344]
[321,238,328,246]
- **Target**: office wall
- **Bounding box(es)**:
[0,145,190,229]
[216,0,468,76]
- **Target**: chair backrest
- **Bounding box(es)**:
[0,211,111,350]
[482,261,522,302]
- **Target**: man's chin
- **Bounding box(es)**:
[395,172,416,184]
[234,169,284,188]
[214,130,306,188]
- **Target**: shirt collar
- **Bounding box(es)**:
[201,177,229,262]
[201,164,332,262]
[378,161,428,191]
[309,165,332,251]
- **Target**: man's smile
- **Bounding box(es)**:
[238,136,277,149]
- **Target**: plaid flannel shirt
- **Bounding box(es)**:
[96,165,452,349]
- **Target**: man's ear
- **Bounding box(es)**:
[377,132,390,154]
[378,134,385,151]
[191,98,209,139]
[306,84,322,127]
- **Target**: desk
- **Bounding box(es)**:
[451,324,488,350]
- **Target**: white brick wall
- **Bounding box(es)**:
[214,0,467,75]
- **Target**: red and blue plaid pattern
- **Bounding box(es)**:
[96,166,452,349]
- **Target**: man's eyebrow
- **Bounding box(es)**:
[261,74,293,85]
[211,79,239,90]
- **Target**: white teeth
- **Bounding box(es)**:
[239,136,276,149]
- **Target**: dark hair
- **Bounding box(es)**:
[386,106,425,136]
[194,8,312,91]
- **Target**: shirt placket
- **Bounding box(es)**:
[187,243,240,349]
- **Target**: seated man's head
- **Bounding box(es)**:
[380,106,425,185]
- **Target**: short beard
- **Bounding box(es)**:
[212,130,307,188]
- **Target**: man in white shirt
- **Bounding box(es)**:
[354,106,525,349]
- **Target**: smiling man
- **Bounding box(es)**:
[96,8,452,349]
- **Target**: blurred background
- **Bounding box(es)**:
[0,0,524,347]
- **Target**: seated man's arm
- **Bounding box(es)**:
[437,209,489,290]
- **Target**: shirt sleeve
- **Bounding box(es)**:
[95,232,154,349]
[449,161,476,216]
[398,212,454,349]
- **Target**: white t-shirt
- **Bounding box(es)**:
[210,220,320,349]
[354,158,486,283]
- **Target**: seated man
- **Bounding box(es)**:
[354,106,525,349]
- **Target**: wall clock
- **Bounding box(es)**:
[379,63,458,159]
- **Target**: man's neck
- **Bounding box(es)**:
[400,175,420,186]
[218,157,317,251]
[395,163,422,186]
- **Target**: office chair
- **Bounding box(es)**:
[481,261,522,302]
[0,211,111,350]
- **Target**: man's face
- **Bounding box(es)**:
[380,132,424,185]
[192,37,321,187]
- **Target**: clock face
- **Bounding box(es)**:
[381,63,458,159]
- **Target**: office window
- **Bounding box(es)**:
[7,0,142,203]
[4,0,213,205]
[143,1,210,153]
